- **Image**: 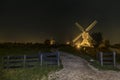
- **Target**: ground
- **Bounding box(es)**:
[48,52,120,80]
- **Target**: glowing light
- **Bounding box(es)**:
[66,41,70,45]
[76,44,80,49]
[50,39,55,45]
[74,32,93,48]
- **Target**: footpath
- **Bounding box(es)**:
[48,52,120,80]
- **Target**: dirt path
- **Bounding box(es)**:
[48,52,120,80]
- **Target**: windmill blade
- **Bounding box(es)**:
[85,20,97,32]
[73,33,82,43]
[75,22,84,32]
[89,35,93,40]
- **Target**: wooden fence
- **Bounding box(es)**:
[2,52,60,69]
[98,52,116,67]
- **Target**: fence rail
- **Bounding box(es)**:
[2,52,60,69]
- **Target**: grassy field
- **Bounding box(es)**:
[0,66,61,80]
[0,43,62,80]
[0,43,52,56]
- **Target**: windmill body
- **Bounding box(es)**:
[80,31,91,47]
[73,20,97,48]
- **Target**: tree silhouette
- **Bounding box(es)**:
[91,32,103,47]
[44,39,50,45]
[104,39,110,47]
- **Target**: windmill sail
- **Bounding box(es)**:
[85,20,97,32]
[73,33,82,43]
[75,22,84,32]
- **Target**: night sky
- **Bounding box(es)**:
[0,0,120,44]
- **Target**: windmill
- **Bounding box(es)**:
[73,20,97,48]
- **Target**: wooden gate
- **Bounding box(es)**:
[98,52,116,67]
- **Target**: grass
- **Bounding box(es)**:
[0,66,62,80]
[0,43,62,80]
[0,44,52,56]
[90,61,120,71]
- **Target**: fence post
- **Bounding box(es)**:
[100,52,103,66]
[113,52,116,67]
[2,56,3,68]
[7,56,10,69]
[57,51,60,67]
[23,55,26,68]
[40,54,43,66]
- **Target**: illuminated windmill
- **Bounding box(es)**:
[73,20,97,48]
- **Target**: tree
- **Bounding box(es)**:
[44,39,50,45]
[91,32,103,47]
[104,39,110,47]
